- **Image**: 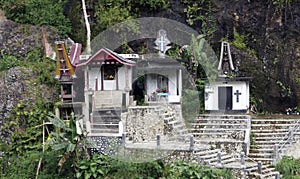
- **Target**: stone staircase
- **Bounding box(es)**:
[249,119,300,164]
[189,115,282,179]
[161,105,190,141]
[189,114,251,154]
[89,108,122,136]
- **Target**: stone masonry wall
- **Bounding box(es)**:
[123,106,164,142]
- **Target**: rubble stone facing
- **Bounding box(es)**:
[90,136,122,156]
[124,106,164,142]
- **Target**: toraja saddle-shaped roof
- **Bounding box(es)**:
[77,48,136,67]
[55,42,78,81]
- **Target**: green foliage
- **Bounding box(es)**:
[232,29,256,55]
[166,161,232,179]
[46,113,96,172]
[1,0,71,35]
[232,29,248,50]
[2,150,75,179]
[183,0,216,35]
[94,0,135,35]
[0,51,20,71]
[76,155,232,179]
[273,0,293,6]
[188,35,218,82]
[182,89,200,124]
[276,156,300,178]
[133,0,169,10]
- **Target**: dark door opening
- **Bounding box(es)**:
[218,87,232,110]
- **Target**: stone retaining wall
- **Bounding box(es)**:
[123,106,164,142]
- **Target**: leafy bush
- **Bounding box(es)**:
[276,156,300,178]
[1,0,71,35]
[1,150,75,179]
[167,161,232,179]
[76,154,233,179]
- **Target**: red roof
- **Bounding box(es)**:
[77,48,136,67]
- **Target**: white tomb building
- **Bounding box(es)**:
[205,42,252,113]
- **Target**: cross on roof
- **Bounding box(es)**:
[154,29,171,57]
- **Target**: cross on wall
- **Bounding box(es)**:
[234,90,242,102]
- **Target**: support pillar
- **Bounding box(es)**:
[101,66,104,91]
[95,78,98,91]
[178,69,182,97]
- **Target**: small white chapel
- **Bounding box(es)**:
[204,42,252,113]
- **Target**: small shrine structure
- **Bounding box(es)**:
[204,42,252,113]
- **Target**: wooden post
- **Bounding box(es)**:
[275,172,280,179]
[122,133,126,147]
[258,161,262,174]
[189,135,194,151]
[288,128,294,145]
[240,152,245,168]
[157,134,160,147]
[216,151,222,168]
[273,144,279,165]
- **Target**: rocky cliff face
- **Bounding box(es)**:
[149,0,300,112]
[0,10,60,58]
[211,0,300,112]
[0,12,59,141]
[0,67,57,142]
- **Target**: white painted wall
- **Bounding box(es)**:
[205,81,250,111]
[89,66,132,91]
[145,69,181,103]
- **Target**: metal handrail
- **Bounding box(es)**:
[278,119,300,153]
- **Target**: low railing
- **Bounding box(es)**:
[273,119,300,164]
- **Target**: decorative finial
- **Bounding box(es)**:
[154,29,171,58]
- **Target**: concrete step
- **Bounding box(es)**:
[164,116,175,122]
[173,125,185,130]
[246,157,273,163]
[196,114,251,120]
[251,129,290,133]
[191,123,247,127]
[250,144,292,150]
[91,128,119,133]
[168,120,180,125]
[248,153,273,158]
[194,149,220,156]
[251,119,298,123]
[253,132,289,137]
[249,148,274,153]
[213,158,237,166]
[251,171,278,179]
[195,138,244,144]
[190,128,247,131]
[255,136,288,141]
[251,123,294,128]
[255,140,286,144]
[209,155,236,165]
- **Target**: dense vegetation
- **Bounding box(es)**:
[0,0,299,178]
[276,156,300,179]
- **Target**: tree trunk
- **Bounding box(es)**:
[81,0,91,55]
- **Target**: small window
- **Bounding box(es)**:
[103,67,115,80]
